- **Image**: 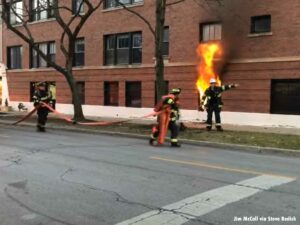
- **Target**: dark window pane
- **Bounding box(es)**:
[104,82,119,106]
[162,27,169,56]
[200,22,222,42]
[105,35,115,65]
[49,42,56,63]
[104,32,142,65]
[39,43,48,67]
[31,48,38,68]
[30,42,56,68]
[126,82,141,107]
[8,46,22,69]
[251,15,271,33]
[117,34,130,64]
[74,39,85,66]
[72,0,84,14]
[10,1,23,25]
[30,0,54,21]
[271,80,300,115]
[132,33,142,63]
[105,0,116,8]
[30,82,37,102]
[105,0,143,8]
[132,48,142,64]
[121,0,130,3]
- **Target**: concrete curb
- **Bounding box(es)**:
[0,119,299,157]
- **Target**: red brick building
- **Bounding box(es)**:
[2,0,300,127]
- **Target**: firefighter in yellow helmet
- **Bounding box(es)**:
[201,78,239,131]
[150,88,182,147]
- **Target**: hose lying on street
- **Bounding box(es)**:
[12,102,168,126]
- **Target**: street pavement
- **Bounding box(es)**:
[0,124,299,225]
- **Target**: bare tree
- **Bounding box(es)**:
[117,0,185,101]
[1,0,104,121]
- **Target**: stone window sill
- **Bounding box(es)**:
[248,32,273,38]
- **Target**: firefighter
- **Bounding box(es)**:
[32,82,51,132]
[150,88,182,147]
[201,78,239,131]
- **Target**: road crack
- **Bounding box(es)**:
[4,186,77,225]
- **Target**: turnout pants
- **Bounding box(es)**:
[151,121,179,144]
[206,105,222,128]
[37,107,49,128]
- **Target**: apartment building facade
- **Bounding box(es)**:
[2,0,300,127]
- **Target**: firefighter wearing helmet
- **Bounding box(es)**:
[32,82,52,132]
[201,78,239,131]
[150,88,182,147]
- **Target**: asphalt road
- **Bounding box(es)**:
[0,124,299,225]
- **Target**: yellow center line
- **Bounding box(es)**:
[150,156,296,180]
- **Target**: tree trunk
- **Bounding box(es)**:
[155,0,167,101]
[65,71,85,121]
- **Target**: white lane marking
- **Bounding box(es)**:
[115,175,295,225]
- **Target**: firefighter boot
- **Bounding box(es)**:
[149,138,156,146]
[37,125,43,132]
[216,125,224,132]
[206,126,212,131]
[171,140,181,148]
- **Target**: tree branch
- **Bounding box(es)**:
[116,0,156,37]
[166,0,185,6]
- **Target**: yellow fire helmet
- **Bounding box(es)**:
[36,82,46,87]
[169,88,182,95]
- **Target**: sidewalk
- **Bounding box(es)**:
[2,110,300,135]
[0,111,299,155]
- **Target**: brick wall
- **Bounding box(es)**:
[3,0,300,113]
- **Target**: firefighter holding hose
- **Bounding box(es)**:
[32,82,52,132]
[201,78,239,131]
[150,88,182,147]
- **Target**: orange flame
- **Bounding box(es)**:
[196,43,222,97]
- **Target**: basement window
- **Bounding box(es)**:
[271,79,300,115]
[251,15,271,34]
[126,81,141,108]
[104,82,119,106]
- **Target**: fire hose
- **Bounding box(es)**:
[12,102,168,126]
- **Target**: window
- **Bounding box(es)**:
[7,46,22,69]
[117,34,130,64]
[162,27,169,56]
[126,82,141,107]
[30,82,37,102]
[73,38,85,67]
[104,0,143,9]
[76,82,85,105]
[271,79,300,115]
[104,32,142,65]
[72,0,84,14]
[9,0,23,25]
[30,42,56,68]
[104,82,119,106]
[251,15,271,34]
[200,22,222,42]
[30,0,54,21]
